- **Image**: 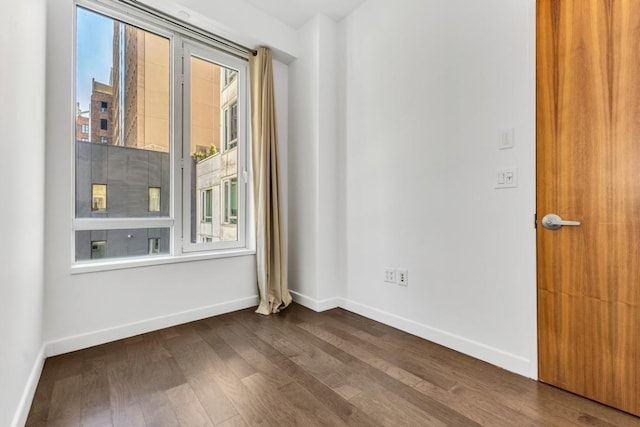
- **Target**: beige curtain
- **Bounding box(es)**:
[249,47,292,315]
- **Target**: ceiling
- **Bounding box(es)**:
[243,0,368,29]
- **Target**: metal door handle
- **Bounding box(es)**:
[542,214,581,230]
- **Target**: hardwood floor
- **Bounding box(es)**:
[26,304,640,426]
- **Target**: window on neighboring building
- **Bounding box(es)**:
[91,184,107,211]
[148,187,160,212]
[148,237,160,254]
[91,240,106,259]
[74,2,248,266]
[81,124,89,134]
[201,189,212,223]
[223,102,238,151]
[222,177,238,225]
[223,68,237,87]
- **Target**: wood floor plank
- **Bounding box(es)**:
[167,340,240,425]
[296,318,533,426]
[166,383,214,427]
[241,372,327,427]
[171,339,281,426]
[216,414,248,427]
[139,390,180,427]
[79,365,113,427]
[209,318,295,389]
[26,304,640,427]
[45,374,84,427]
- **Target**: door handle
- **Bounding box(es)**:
[541,214,581,230]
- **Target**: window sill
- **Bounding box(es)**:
[69,247,256,275]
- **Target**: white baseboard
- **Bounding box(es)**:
[11,344,46,427]
[289,290,340,312]
[288,290,534,378]
[45,295,259,357]
[339,298,535,379]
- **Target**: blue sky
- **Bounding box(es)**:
[76,7,113,112]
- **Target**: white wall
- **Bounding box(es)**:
[288,15,342,308]
[44,0,289,355]
[0,0,47,425]
[144,0,298,62]
[337,0,538,377]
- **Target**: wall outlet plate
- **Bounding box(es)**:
[397,269,408,286]
[384,268,396,283]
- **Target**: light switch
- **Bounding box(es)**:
[499,128,515,150]
[496,168,518,189]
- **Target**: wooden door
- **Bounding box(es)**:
[537,0,640,416]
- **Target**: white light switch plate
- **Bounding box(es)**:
[496,168,518,189]
[499,128,515,150]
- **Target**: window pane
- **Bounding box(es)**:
[91,241,106,259]
[230,178,237,224]
[91,184,107,211]
[75,7,170,219]
[149,187,160,212]
[148,237,160,254]
[76,228,170,261]
[190,55,238,244]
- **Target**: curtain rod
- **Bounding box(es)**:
[117,0,258,58]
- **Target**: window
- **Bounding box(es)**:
[91,241,106,259]
[223,68,237,87]
[74,2,248,266]
[201,189,212,223]
[185,47,245,251]
[223,102,238,151]
[81,124,89,134]
[148,238,160,254]
[222,177,238,225]
[91,184,107,211]
[148,187,160,212]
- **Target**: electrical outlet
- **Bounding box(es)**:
[384,268,396,283]
[397,269,408,286]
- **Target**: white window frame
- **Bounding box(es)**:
[71,0,253,272]
[181,42,248,253]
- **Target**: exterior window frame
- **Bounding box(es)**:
[223,101,238,151]
[201,188,213,223]
[72,0,252,271]
[221,176,238,225]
